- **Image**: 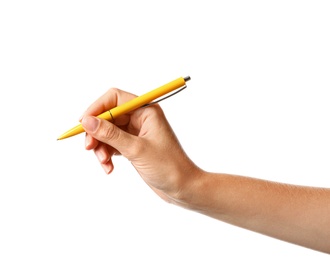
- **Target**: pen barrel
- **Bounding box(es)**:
[57,77,188,140]
[109,77,186,119]
[97,110,112,121]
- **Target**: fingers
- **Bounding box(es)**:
[81,88,140,173]
[82,88,136,150]
[85,136,120,174]
[81,88,138,118]
[94,142,111,164]
[85,133,98,150]
[81,115,138,159]
[94,143,116,174]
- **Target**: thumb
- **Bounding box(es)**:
[81,116,137,157]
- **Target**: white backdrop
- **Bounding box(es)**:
[1,1,329,259]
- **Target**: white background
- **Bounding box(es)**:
[1,1,329,259]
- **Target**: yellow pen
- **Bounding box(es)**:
[57,76,191,140]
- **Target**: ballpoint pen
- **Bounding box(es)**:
[57,76,191,140]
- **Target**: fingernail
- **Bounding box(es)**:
[85,133,92,149]
[82,116,100,133]
[102,163,113,175]
[79,111,86,122]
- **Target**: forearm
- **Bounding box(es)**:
[172,170,330,253]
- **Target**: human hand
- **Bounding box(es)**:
[80,88,330,254]
[81,88,200,202]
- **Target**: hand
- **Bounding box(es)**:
[81,88,200,202]
[80,88,330,253]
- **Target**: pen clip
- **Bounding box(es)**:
[142,85,187,108]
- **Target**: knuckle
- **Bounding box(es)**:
[103,124,119,141]
[108,87,120,95]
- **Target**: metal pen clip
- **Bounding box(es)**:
[142,85,187,108]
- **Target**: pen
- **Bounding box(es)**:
[57,76,191,140]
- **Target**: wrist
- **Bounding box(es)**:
[169,169,228,219]
[168,166,208,209]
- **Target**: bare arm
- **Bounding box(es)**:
[174,171,330,253]
[80,88,330,254]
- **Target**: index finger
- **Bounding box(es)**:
[80,88,138,119]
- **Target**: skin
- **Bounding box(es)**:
[80,88,330,254]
